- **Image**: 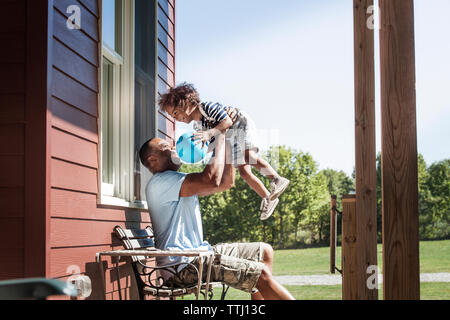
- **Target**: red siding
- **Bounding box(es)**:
[53,9,98,66]
[51,158,98,194]
[1,0,176,299]
[52,38,98,91]
[0,188,24,218]
[157,0,176,145]
[47,0,136,299]
[54,0,99,41]
[52,97,99,143]
[0,249,23,280]
[0,0,27,280]
[51,264,145,300]
[52,68,98,117]
[0,0,51,280]
[45,0,175,300]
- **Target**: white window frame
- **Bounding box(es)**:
[99,0,147,209]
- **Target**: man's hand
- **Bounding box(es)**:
[192,130,214,148]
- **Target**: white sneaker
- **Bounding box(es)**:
[269,177,290,201]
[260,197,279,221]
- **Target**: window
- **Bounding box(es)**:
[134,0,158,202]
[100,0,171,207]
[100,0,136,206]
[101,59,114,189]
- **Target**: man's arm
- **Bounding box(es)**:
[197,140,235,197]
[179,133,227,198]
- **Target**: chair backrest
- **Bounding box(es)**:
[114,225,155,262]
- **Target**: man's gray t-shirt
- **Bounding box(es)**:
[145,170,212,272]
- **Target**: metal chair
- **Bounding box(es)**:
[96,226,228,300]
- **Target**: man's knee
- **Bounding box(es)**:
[261,243,274,264]
[256,265,272,287]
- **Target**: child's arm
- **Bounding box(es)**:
[199,117,233,141]
[193,109,237,146]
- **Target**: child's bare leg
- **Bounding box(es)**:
[238,165,270,199]
[245,150,280,181]
[246,149,290,202]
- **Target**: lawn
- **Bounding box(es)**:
[181,240,450,300]
[184,282,450,300]
[273,239,450,276]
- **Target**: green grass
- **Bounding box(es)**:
[182,283,450,301]
[417,240,450,273]
[273,245,340,276]
[273,239,450,276]
[180,240,450,300]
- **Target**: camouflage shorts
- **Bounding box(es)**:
[165,243,265,293]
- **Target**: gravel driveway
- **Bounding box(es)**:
[274,273,450,286]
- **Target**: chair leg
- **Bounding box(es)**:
[221,284,230,300]
[208,287,214,300]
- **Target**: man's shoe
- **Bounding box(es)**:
[260,198,280,221]
[269,177,290,201]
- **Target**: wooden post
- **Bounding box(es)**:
[330,196,337,274]
[353,0,378,300]
[341,195,357,300]
[379,0,420,300]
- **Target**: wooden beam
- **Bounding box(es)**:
[330,196,337,274]
[379,0,420,300]
[341,195,357,300]
[353,0,378,300]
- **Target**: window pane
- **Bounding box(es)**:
[102,0,122,55]
[134,0,156,201]
[102,58,114,185]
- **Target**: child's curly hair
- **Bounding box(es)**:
[159,83,201,113]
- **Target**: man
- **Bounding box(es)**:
[139,133,294,300]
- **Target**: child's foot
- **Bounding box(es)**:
[260,197,279,221]
[269,177,290,201]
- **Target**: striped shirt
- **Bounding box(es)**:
[199,102,233,129]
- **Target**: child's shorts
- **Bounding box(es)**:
[226,110,260,168]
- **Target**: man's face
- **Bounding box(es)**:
[148,139,181,173]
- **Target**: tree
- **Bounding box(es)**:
[321,169,355,203]
[417,154,432,239]
[180,148,448,247]
[301,172,330,243]
[421,159,450,239]
[264,146,331,247]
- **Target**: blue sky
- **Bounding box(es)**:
[175,0,450,176]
